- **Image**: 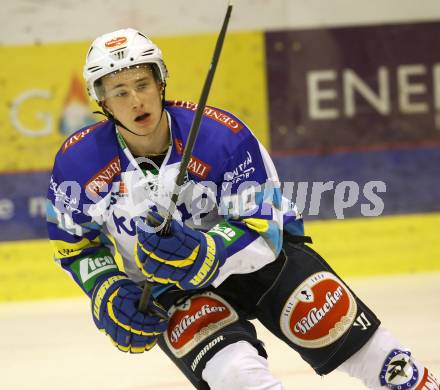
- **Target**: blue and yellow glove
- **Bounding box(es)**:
[135,212,227,290]
[91,272,168,353]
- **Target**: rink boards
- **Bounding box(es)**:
[0,212,439,301]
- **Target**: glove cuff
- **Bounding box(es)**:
[91,272,131,328]
[185,233,227,289]
[210,233,227,268]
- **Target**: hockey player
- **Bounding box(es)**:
[47,28,439,390]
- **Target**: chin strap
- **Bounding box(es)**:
[93,106,133,133]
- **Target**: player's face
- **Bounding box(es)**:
[101,65,164,136]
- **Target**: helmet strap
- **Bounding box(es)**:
[93,105,139,135]
[160,82,166,116]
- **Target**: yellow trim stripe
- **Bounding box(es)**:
[51,237,101,259]
[92,275,126,320]
[134,243,181,285]
[109,337,158,353]
[138,241,199,268]
[106,288,161,336]
[243,218,270,233]
[189,235,218,287]
[195,261,219,288]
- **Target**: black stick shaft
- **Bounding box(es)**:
[138,280,153,313]
[172,4,233,195]
[138,4,233,313]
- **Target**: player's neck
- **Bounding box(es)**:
[119,114,170,157]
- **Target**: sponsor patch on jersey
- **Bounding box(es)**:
[70,252,118,292]
[208,221,245,247]
[105,36,128,48]
[171,100,244,133]
[164,291,238,358]
[57,247,77,257]
[187,155,211,179]
[174,139,211,179]
[85,156,121,195]
[49,175,80,214]
[279,271,357,349]
[380,349,420,390]
[62,121,105,153]
[415,368,440,390]
[224,150,255,184]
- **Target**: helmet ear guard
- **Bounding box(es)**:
[83,28,168,101]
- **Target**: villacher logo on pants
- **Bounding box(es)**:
[164,291,238,358]
[280,272,358,349]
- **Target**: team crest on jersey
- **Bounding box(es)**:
[380,349,420,389]
[279,272,357,349]
[164,291,238,358]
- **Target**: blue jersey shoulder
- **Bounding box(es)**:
[166,100,256,180]
[166,100,251,143]
[53,120,121,190]
[58,120,109,156]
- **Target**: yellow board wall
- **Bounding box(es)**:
[0,31,268,172]
[1,213,439,302]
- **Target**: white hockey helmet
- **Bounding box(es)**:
[83,28,168,101]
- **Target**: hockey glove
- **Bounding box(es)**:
[135,211,227,290]
[91,272,168,353]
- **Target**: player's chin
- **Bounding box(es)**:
[132,123,155,135]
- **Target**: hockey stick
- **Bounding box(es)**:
[138,2,233,313]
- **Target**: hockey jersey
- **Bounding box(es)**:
[47,101,304,297]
